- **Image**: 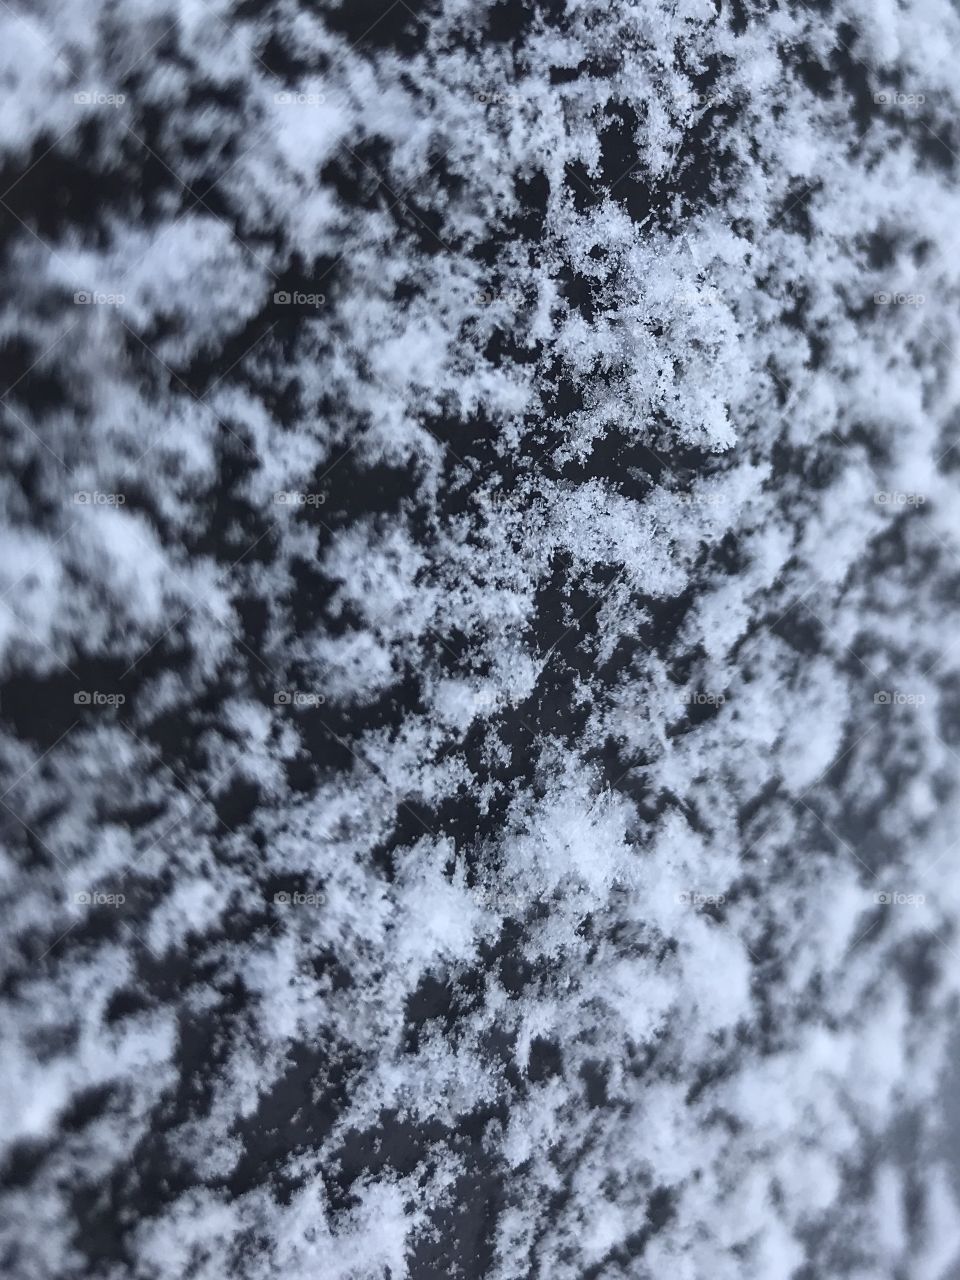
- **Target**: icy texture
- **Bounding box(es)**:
[1,0,960,1276]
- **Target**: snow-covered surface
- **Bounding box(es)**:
[1,0,960,1275]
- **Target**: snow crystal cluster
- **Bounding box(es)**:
[2,0,960,1276]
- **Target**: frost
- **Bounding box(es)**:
[1,0,960,1275]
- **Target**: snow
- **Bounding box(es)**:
[1,0,960,1277]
